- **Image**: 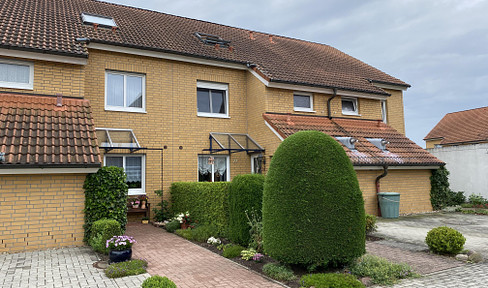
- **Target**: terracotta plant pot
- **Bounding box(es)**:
[142,219,149,224]
[180,222,189,230]
[109,248,132,263]
[140,201,147,209]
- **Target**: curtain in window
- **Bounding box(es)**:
[107,73,124,106]
[125,157,142,184]
[198,156,212,174]
[126,76,143,108]
[294,95,310,108]
[105,156,123,168]
[214,157,227,175]
[211,90,225,114]
[0,63,29,83]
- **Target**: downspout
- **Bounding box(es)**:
[375,165,388,216]
[327,88,338,119]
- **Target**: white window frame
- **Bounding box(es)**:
[104,154,145,195]
[342,97,359,116]
[293,92,314,112]
[197,155,230,182]
[105,70,146,113]
[0,58,34,90]
[196,81,229,118]
[381,100,387,123]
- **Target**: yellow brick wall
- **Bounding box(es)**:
[84,50,252,212]
[0,56,84,98]
[0,174,86,253]
[383,88,405,134]
[425,139,442,149]
[356,169,433,215]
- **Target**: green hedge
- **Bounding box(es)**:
[228,174,265,246]
[83,166,128,242]
[262,131,365,266]
[170,182,230,235]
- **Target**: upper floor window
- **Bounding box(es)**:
[198,155,229,182]
[293,93,314,112]
[381,100,387,123]
[0,58,33,90]
[105,154,145,195]
[105,71,145,113]
[342,97,359,115]
[197,81,229,118]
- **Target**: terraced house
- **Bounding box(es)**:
[0,0,443,253]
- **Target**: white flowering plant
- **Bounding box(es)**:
[175,211,191,224]
[106,235,136,251]
[207,236,221,246]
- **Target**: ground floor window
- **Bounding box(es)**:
[251,154,263,174]
[105,155,145,195]
[198,155,229,182]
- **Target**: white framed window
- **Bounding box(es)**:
[197,81,229,118]
[104,155,145,195]
[81,13,117,27]
[381,100,387,123]
[342,97,359,115]
[0,58,34,90]
[293,93,314,112]
[105,71,146,113]
[251,154,263,174]
[198,155,229,182]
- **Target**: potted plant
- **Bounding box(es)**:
[176,211,191,230]
[130,198,140,209]
[106,235,136,263]
[139,195,148,209]
[141,217,149,224]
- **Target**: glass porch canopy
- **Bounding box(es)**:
[204,132,264,154]
[96,128,141,151]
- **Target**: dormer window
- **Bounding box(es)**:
[336,137,358,150]
[342,97,359,115]
[81,13,117,27]
[294,93,314,112]
[367,138,389,151]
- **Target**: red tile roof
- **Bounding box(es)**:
[264,113,443,167]
[0,0,408,95]
[424,106,488,145]
[0,93,101,168]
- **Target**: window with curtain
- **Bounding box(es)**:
[198,155,229,182]
[105,155,145,195]
[342,97,359,115]
[0,59,33,89]
[105,71,145,112]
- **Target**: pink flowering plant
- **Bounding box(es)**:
[106,235,136,251]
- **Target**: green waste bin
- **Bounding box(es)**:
[377,192,400,219]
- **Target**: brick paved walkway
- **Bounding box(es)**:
[126,223,284,288]
[0,247,149,288]
[392,263,488,287]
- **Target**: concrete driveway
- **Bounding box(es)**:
[373,212,488,258]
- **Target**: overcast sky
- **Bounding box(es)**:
[106,0,488,147]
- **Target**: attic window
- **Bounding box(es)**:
[81,13,117,27]
[336,137,358,150]
[367,138,389,151]
[195,32,231,48]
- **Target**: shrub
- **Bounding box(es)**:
[246,210,263,253]
[170,182,230,235]
[241,248,257,260]
[165,220,181,233]
[448,191,466,206]
[89,219,122,254]
[262,263,296,281]
[228,174,265,246]
[222,244,245,258]
[425,226,466,254]
[83,166,128,242]
[365,214,377,234]
[262,131,365,266]
[153,190,172,222]
[350,255,416,285]
[174,224,220,242]
[142,275,177,288]
[430,166,453,210]
[300,273,365,288]
[104,259,147,278]
[469,194,487,205]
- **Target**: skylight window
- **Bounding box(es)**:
[81,13,117,27]
[195,32,231,48]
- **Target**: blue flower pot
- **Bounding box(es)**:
[109,248,132,263]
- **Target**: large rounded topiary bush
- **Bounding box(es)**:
[228,174,265,246]
[425,226,465,254]
[262,130,365,266]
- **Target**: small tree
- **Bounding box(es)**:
[430,166,451,210]
[83,166,128,242]
[262,130,365,266]
[228,174,265,246]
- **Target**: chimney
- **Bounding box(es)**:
[214,44,220,50]
[269,35,274,43]
[56,93,63,107]
[93,23,99,31]
[112,26,117,33]
[228,46,234,52]
[249,31,255,40]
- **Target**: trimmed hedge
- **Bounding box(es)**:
[300,273,365,288]
[83,166,128,242]
[89,218,122,254]
[262,131,366,266]
[228,174,265,246]
[170,182,230,235]
[142,275,177,288]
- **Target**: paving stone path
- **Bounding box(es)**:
[127,223,284,288]
[0,247,149,288]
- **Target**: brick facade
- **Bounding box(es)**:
[0,174,86,253]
